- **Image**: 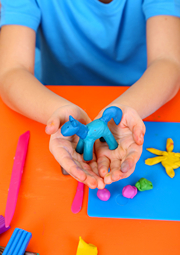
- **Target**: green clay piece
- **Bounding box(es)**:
[135,178,153,191]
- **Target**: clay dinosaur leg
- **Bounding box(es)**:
[76,139,84,155]
[83,140,94,161]
[103,132,118,150]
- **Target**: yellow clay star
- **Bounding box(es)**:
[145,138,180,178]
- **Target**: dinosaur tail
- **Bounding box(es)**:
[99,106,122,125]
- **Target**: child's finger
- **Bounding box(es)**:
[79,161,105,189]
[104,160,135,185]
[60,156,100,189]
[58,154,87,182]
[89,161,105,189]
[62,159,99,189]
[110,159,122,181]
[132,125,145,145]
[121,157,135,173]
[45,117,61,134]
[45,108,91,135]
[104,147,140,184]
[49,137,86,180]
[123,108,145,145]
[50,137,103,188]
[97,179,106,190]
[120,148,140,174]
[97,156,110,178]
[104,159,121,184]
[89,160,98,175]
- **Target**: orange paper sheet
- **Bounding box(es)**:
[0,86,180,255]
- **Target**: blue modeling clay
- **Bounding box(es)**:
[61,106,122,161]
[2,228,32,255]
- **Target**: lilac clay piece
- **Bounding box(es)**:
[97,188,111,201]
[122,185,137,199]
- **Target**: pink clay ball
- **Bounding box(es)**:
[122,185,137,199]
[97,188,111,201]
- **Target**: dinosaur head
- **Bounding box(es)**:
[61,116,79,136]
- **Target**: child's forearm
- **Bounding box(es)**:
[111,59,180,119]
[0,68,72,124]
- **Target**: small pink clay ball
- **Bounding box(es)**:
[97,188,111,201]
[122,185,137,199]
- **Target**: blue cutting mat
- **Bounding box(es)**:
[88,121,180,220]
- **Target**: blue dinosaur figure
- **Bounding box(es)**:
[61,106,122,161]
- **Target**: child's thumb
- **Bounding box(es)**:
[45,117,60,135]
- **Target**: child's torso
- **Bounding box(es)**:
[37,0,147,85]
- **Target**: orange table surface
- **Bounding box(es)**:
[0,86,180,255]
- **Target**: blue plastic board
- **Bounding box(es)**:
[88,121,180,220]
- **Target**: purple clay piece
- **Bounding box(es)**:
[97,188,111,201]
[122,185,137,199]
[0,215,10,235]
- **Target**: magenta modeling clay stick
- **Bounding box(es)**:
[5,131,30,227]
[71,182,84,213]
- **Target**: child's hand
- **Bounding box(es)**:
[46,104,105,189]
[94,105,146,184]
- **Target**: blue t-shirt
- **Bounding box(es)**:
[1,0,180,86]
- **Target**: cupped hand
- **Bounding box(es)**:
[45,104,105,189]
[95,104,146,185]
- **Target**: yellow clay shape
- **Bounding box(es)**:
[76,237,98,255]
[166,138,174,152]
[145,138,180,178]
